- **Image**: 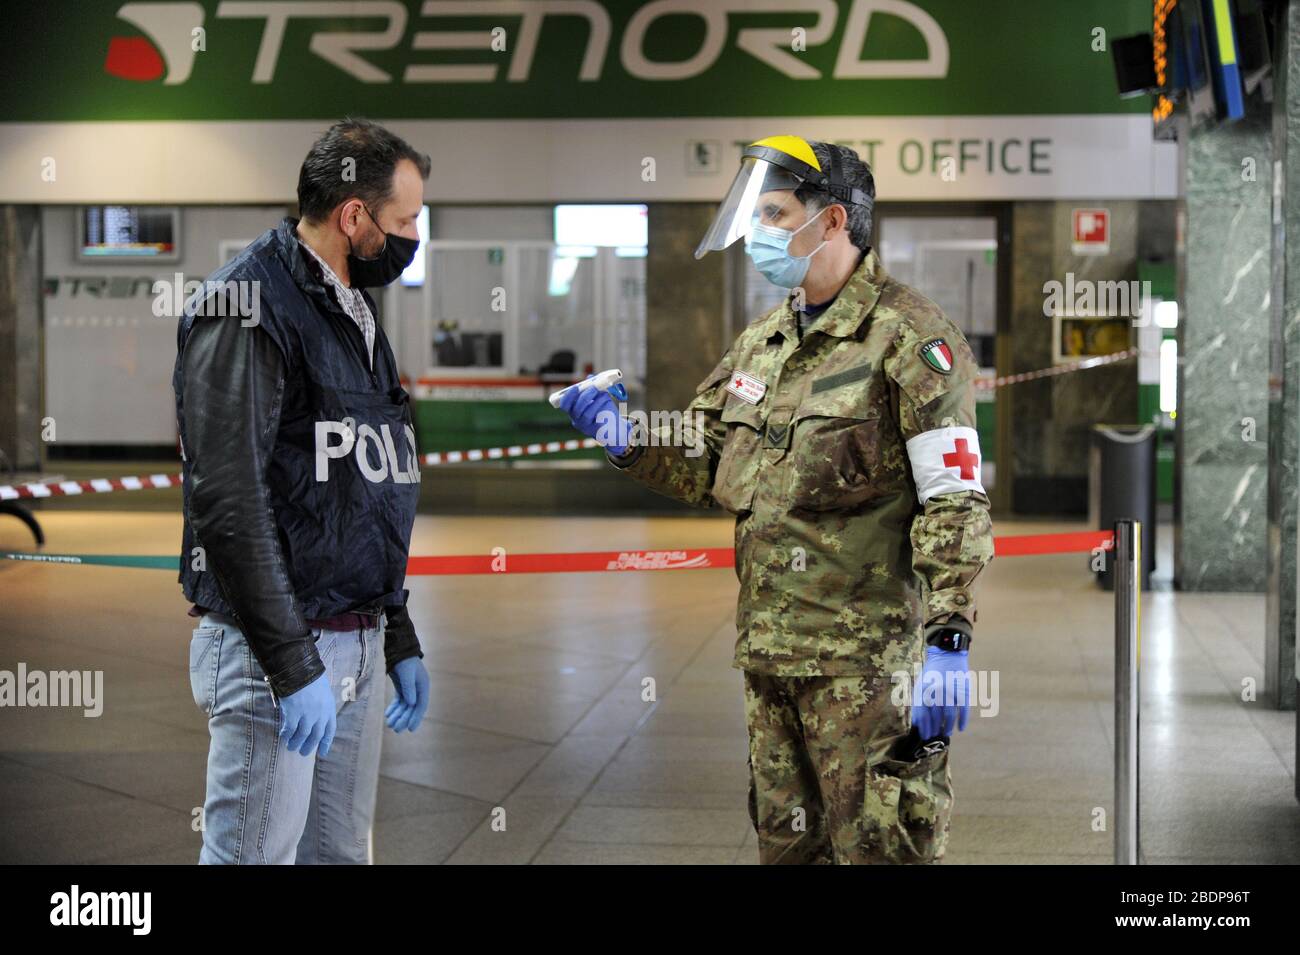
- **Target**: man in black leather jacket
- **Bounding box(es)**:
[176,118,431,864]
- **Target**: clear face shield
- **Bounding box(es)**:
[694,156,809,260]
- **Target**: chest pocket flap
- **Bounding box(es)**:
[787,369,892,511]
[713,398,767,515]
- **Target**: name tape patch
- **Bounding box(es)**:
[811,363,872,395]
[725,370,767,405]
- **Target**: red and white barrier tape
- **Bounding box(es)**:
[421,437,599,466]
[0,440,603,500]
[0,350,1136,500]
[0,473,183,501]
[974,348,1137,390]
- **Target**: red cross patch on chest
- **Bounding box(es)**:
[725,369,767,405]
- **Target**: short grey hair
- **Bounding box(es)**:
[795,141,876,252]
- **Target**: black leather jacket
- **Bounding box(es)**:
[176,221,422,698]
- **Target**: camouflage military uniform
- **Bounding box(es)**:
[610,249,993,863]
[743,673,953,864]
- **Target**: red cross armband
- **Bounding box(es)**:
[905,426,985,504]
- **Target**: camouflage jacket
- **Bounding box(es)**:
[610,249,994,678]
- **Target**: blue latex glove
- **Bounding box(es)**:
[912,646,972,740]
[278,673,337,758]
[385,656,429,733]
[557,376,632,455]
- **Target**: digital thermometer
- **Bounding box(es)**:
[548,368,627,407]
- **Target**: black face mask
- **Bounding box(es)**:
[346,204,419,288]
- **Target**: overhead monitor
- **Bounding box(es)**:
[78,205,180,261]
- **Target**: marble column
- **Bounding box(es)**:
[1177,109,1272,592]
[0,205,42,474]
[645,204,730,416]
[1267,0,1300,714]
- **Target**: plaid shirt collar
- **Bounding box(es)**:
[299,240,360,305]
[297,234,375,369]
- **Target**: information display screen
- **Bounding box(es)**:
[78,206,180,260]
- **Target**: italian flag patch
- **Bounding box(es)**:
[919,338,954,374]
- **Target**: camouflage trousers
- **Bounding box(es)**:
[743,671,953,865]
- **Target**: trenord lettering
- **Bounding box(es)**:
[118,0,949,86]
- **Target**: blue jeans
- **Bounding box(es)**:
[188,612,385,864]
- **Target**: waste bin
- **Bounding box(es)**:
[1089,424,1156,591]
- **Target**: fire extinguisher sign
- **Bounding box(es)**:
[1072,208,1110,255]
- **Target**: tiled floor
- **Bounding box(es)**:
[0,510,1296,864]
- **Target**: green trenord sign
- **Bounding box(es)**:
[6,0,1151,122]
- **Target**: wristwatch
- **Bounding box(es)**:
[927,629,972,652]
[925,616,972,652]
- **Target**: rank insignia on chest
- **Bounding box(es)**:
[726,369,767,404]
[763,409,792,449]
[919,338,955,374]
[765,424,787,444]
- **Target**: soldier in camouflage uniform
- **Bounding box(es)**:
[559,137,993,864]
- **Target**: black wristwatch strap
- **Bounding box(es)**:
[926,627,972,652]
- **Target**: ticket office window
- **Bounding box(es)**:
[408,204,647,395]
[417,241,646,389]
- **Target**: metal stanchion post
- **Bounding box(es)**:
[1113,519,1141,865]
